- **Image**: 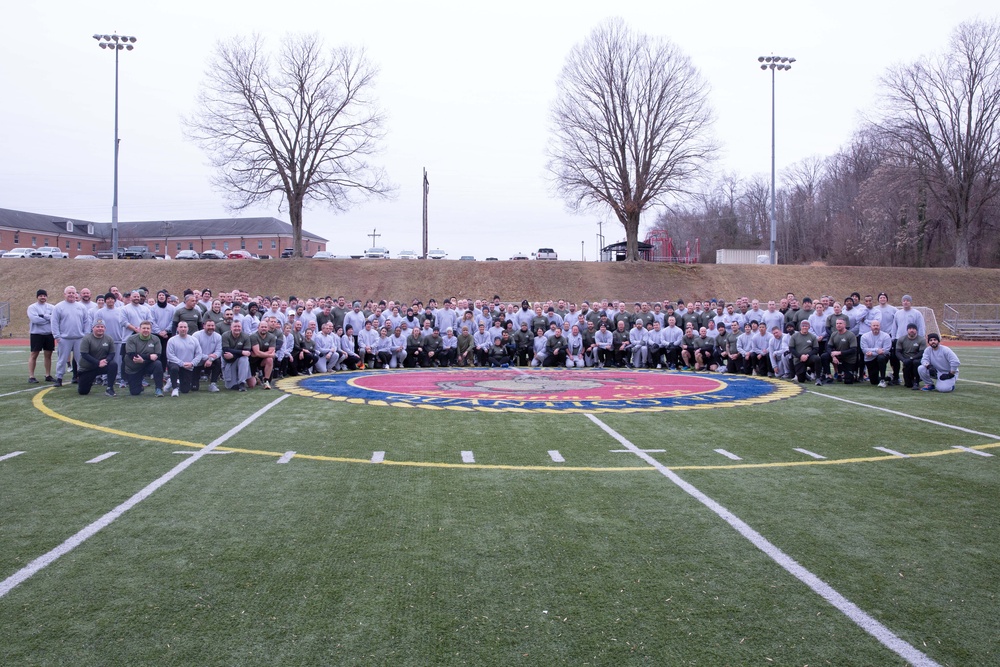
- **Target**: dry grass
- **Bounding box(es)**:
[2,259,998,335]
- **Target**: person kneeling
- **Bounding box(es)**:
[78,319,118,397]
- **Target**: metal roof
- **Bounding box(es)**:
[0,208,327,242]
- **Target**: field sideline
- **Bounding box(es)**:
[1,344,997,666]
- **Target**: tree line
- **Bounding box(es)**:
[653,20,1000,268]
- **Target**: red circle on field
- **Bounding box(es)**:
[351,369,724,402]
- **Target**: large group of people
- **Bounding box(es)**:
[25,285,962,397]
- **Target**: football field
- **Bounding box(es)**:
[1,345,998,666]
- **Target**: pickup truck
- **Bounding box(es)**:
[122,246,155,259]
[97,249,126,259]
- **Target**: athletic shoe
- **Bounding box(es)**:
[890,378,900,386]
[71,377,78,384]
[54,378,63,387]
[501,363,509,369]
[209,383,220,392]
[911,384,921,391]
[262,380,272,390]
[878,379,888,388]
[171,388,179,397]
[920,384,934,391]
[141,379,149,387]
[816,379,823,386]
[238,382,247,392]
[105,388,117,398]
[44,375,55,382]
[154,388,163,397]
[163,380,172,392]
[28,377,38,383]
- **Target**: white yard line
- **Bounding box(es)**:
[952,446,994,458]
[548,450,565,462]
[86,452,118,464]
[0,394,289,600]
[0,451,26,462]
[584,413,942,667]
[958,378,1000,387]
[808,392,1000,440]
[714,448,742,461]
[873,447,910,458]
[370,451,385,463]
[461,450,475,463]
[0,386,46,399]
[793,448,826,459]
[277,451,296,464]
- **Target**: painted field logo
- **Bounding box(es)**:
[279,369,800,413]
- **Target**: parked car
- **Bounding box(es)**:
[459,255,476,261]
[510,252,529,260]
[74,254,99,260]
[228,250,254,259]
[397,250,419,260]
[364,247,390,259]
[280,248,296,258]
[121,245,155,259]
[30,246,69,259]
[427,248,447,260]
[96,249,125,259]
[1,248,33,259]
[534,248,558,260]
[312,251,336,259]
[485,257,499,261]
[174,250,200,260]
[200,250,227,260]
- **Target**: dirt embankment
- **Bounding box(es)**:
[2,260,997,336]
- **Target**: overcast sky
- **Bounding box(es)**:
[2,1,995,260]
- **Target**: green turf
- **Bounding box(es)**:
[1,346,997,666]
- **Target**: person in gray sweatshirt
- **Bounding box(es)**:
[52,285,90,387]
[919,333,961,392]
[166,321,205,396]
[191,318,223,392]
[27,289,55,383]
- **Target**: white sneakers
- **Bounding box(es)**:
[171,388,180,397]
[208,383,220,392]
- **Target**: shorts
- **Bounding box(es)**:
[30,333,55,352]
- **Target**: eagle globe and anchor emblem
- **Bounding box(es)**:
[281,368,800,413]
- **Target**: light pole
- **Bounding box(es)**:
[758,55,794,266]
[94,33,137,259]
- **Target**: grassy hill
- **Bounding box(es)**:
[2,259,998,336]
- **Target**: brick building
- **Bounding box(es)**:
[0,207,327,258]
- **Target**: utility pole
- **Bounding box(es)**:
[422,168,429,259]
[596,220,605,262]
[368,228,381,248]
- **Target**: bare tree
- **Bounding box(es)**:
[185,34,394,256]
[874,19,1000,267]
[547,19,716,261]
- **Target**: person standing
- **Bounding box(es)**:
[51,286,89,387]
[27,289,55,383]
[77,319,118,397]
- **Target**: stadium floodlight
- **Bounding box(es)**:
[758,54,795,266]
